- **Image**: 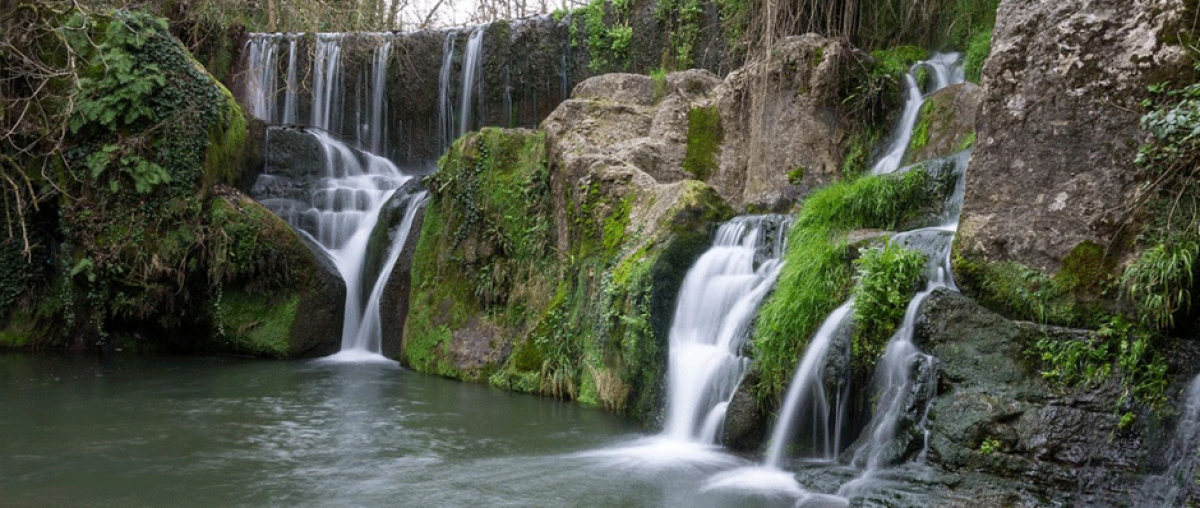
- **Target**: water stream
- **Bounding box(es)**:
[244,34,428,360]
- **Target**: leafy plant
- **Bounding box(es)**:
[979,437,1001,455]
[1032,317,1169,412]
[851,243,926,364]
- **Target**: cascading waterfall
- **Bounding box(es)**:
[244,33,426,360]
[438,31,458,152]
[763,301,855,467]
[871,53,964,176]
[663,216,791,444]
[703,55,967,502]
[458,27,485,139]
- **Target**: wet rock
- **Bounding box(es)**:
[722,370,770,453]
[913,289,1146,507]
[363,181,426,361]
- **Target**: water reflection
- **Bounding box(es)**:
[0,353,814,508]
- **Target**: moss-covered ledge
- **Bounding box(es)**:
[403,127,731,423]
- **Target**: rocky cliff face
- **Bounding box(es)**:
[715,35,864,210]
[957,0,1193,276]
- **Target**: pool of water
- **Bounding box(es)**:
[0,354,812,508]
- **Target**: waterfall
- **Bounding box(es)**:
[244,36,279,123]
[311,35,345,133]
[459,27,485,139]
[1137,374,1200,507]
[664,215,790,443]
[244,33,427,361]
[282,37,299,125]
[763,301,854,467]
[871,53,963,176]
[363,40,392,155]
[438,31,458,152]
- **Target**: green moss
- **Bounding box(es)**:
[963,26,993,83]
[1057,241,1112,293]
[753,170,930,400]
[683,106,723,181]
[851,243,926,367]
[203,88,249,188]
[954,254,1099,327]
[217,290,297,358]
[0,311,36,348]
[908,101,935,153]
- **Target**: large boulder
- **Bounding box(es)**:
[912,289,1151,507]
[956,0,1193,276]
[405,70,734,421]
[209,188,346,358]
[714,34,863,210]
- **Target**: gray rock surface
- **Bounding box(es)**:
[714,34,863,210]
[957,0,1193,273]
[914,289,1146,507]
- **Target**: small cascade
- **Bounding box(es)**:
[438,31,458,152]
[311,35,345,132]
[361,40,391,155]
[245,33,426,361]
[458,27,486,139]
[871,53,964,176]
[1137,374,1200,507]
[664,215,791,443]
[763,301,855,467]
[244,36,279,122]
[282,37,300,125]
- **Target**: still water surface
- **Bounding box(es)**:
[0,354,801,508]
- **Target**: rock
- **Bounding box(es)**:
[722,370,770,453]
[714,34,865,210]
[211,189,346,358]
[913,289,1147,506]
[956,0,1193,275]
[901,83,982,165]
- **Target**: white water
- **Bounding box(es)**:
[664,216,790,443]
[764,301,855,467]
[362,40,392,155]
[438,31,458,152]
[458,27,486,139]
[244,34,427,361]
[871,53,964,176]
[311,35,345,133]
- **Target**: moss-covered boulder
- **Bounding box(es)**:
[901,83,981,166]
[405,116,730,422]
[0,8,341,357]
[206,189,345,358]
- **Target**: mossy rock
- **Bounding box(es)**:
[902,83,982,166]
[206,190,345,358]
[405,126,731,423]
